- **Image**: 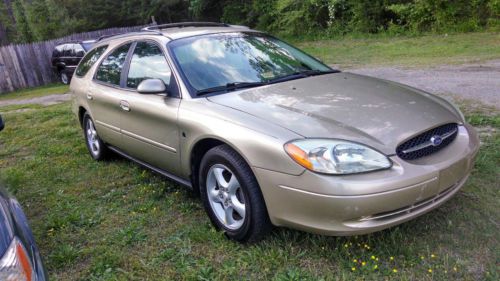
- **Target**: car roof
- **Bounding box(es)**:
[157,25,255,40]
[95,22,259,45]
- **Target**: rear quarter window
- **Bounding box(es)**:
[75,45,108,77]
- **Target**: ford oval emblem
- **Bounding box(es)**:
[430,135,443,146]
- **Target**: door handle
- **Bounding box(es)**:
[119,100,130,112]
[86,93,93,100]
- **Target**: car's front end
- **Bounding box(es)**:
[254,123,479,235]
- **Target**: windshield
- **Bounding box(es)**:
[168,33,333,95]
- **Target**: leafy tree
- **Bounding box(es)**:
[11,0,33,42]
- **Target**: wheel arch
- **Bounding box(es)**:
[78,106,88,128]
[188,136,253,195]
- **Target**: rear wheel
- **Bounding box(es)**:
[83,112,108,160]
[199,145,271,242]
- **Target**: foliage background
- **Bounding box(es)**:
[0,0,499,44]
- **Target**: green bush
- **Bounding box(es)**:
[1,0,499,45]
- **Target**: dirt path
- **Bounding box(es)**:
[0,93,71,107]
[348,60,500,109]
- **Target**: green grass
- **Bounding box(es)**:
[297,32,500,68]
[0,83,68,101]
[0,99,498,280]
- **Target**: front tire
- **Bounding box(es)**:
[83,112,108,160]
[60,71,70,85]
[199,145,271,242]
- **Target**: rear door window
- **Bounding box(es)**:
[95,43,132,86]
[75,45,108,77]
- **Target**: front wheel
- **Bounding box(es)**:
[83,112,108,160]
[60,71,70,85]
[199,145,271,242]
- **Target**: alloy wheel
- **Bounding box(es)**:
[85,118,100,156]
[206,164,246,230]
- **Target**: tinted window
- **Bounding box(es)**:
[74,44,85,57]
[75,45,108,77]
[63,44,74,57]
[95,43,132,85]
[53,45,64,57]
[126,42,171,89]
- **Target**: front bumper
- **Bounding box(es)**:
[254,124,480,235]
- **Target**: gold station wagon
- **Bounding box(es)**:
[71,22,480,242]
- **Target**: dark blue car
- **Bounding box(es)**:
[0,115,48,280]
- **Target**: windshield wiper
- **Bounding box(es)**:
[197,81,268,96]
[298,69,340,76]
[268,69,340,84]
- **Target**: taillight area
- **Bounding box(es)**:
[0,237,34,281]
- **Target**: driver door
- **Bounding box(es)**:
[119,41,181,175]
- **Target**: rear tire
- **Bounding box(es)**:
[82,112,108,160]
[199,144,271,242]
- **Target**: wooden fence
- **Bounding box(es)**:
[0,25,145,94]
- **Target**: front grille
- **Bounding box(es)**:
[396,123,458,160]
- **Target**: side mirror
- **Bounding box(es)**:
[137,79,167,94]
[0,115,4,132]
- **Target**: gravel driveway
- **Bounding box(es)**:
[348,59,500,109]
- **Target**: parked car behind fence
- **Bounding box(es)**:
[51,40,96,85]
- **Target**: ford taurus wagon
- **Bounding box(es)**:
[70,22,480,242]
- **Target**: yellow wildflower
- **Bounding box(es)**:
[390,256,394,261]
[371,255,376,260]
[362,262,366,266]
[353,259,358,263]
[373,265,378,270]
[351,267,356,271]
[428,269,433,273]
[431,254,436,258]
[393,268,398,273]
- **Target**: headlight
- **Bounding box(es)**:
[0,237,34,281]
[284,139,391,174]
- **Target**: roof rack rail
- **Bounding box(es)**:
[96,30,163,42]
[142,22,230,31]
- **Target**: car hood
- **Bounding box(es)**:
[207,73,462,154]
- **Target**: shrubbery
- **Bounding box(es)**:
[215,0,500,36]
[0,0,499,44]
